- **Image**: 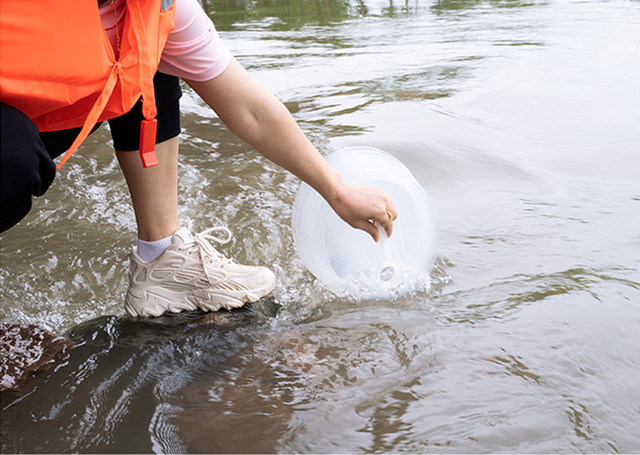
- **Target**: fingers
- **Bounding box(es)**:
[356,194,398,242]
[352,218,380,242]
[379,204,397,239]
[382,218,394,238]
[354,206,398,242]
[329,181,398,242]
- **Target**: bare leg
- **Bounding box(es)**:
[116,136,180,241]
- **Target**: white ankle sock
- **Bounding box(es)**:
[137,235,174,263]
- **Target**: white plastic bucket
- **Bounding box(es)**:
[292,146,437,299]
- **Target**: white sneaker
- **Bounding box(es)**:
[125,222,276,317]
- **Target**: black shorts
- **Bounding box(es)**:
[0,72,182,232]
[41,72,182,156]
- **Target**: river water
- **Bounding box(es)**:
[1,0,639,452]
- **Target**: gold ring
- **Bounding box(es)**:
[382,209,394,225]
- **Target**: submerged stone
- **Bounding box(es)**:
[0,323,72,392]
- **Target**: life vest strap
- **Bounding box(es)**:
[49,0,166,170]
[56,63,121,170]
[129,0,159,168]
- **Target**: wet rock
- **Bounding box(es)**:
[1,299,287,453]
[0,324,72,392]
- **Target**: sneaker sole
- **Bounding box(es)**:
[125,278,276,318]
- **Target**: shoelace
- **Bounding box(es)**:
[185,220,234,283]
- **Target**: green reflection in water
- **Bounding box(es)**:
[207,0,352,30]
[205,0,544,30]
[432,0,547,13]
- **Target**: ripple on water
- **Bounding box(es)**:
[1,0,639,452]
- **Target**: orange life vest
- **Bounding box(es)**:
[0,0,176,168]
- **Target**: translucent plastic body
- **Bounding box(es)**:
[292,147,438,299]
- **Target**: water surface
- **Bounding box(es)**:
[1,0,639,452]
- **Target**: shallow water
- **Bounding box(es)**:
[1,0,639,452]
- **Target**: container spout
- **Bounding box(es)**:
[377,224,395,281]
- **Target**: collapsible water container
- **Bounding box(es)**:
[292,146,437,299]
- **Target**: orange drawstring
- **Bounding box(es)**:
[56,0,160,170]
[56,62,122,170]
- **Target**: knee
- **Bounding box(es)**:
[1,103,56,232]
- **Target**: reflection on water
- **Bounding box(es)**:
[2,0,640,452]
[210,0,351,30]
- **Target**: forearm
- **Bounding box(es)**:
[185,58,397,240]
[230,92,345,201]
[185,59,344,204]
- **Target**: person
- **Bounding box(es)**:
[0,0,397,317]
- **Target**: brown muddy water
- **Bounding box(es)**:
[1,0,639,452]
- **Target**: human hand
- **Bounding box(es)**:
[327,180,398,242]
